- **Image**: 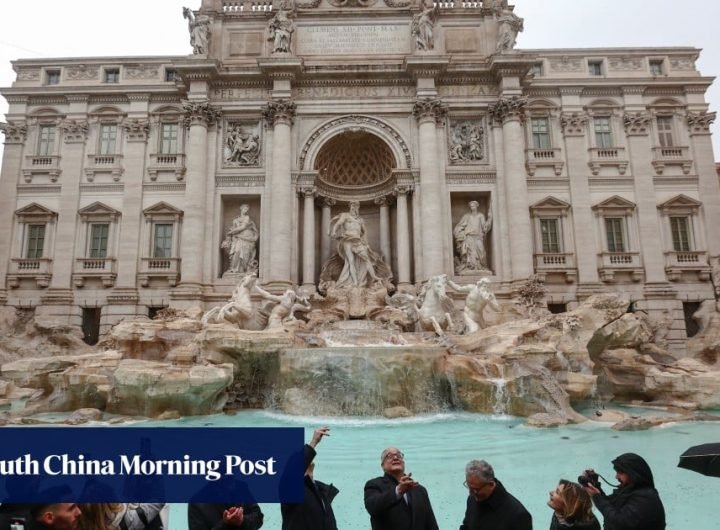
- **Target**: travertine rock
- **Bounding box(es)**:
[108,318,202,361]
[65,408,104,425]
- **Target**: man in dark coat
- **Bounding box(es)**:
[582,452,665,530]
[281,427,338,530]
[364,447,439,530]
[187,502,263,530]
[460,459,532,530]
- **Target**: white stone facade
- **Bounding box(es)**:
[0,1,717,354]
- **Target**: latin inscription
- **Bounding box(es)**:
[297,25,410,55]
[294,85,415,99]
[213,88,271,100]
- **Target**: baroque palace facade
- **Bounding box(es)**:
[0,0,718,353]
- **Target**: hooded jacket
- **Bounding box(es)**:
[592,453,665,530]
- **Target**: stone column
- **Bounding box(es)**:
[320,197,335,267]
[623,111,667,284]
[413,98,447,280]
[0,122,27,304]
[174,100,220,300]
[375,196,392,265]
[489,96,533,281]
[300,186,316,289]
[262,100,296,290]
[560,111,601,289]
[394,185,412,288]
[686,111,720,255]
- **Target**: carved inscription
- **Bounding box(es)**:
[297,25,411,55]
[295,85,414,99]
[212,88,271,100]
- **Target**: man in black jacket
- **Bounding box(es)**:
[460,459,532,530]
[364,447,439,530]
[281,426,338,530]
[582,452,665,530]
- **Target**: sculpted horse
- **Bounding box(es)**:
[201,273,257,328]
[417,274,456,335]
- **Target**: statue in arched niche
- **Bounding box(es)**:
[454,199,493,273]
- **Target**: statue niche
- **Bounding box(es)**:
[221,204,259,277]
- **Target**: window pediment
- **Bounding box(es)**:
[79,202,121,220]
[15,203,57,222]
[658,194,701,215]
[530,196,571,217]
[144,202,183,220]
[593,195,636,215]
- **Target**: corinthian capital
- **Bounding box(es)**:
[623,111,652,135]
[560,112,589,136]
[182,100,221,128]
[0,121,28,144]
[488,96,528,125]
[59,119,89,143]
[262,99,297,127]
[412,98,448,125]
[121,118,151,142]
[686,111,717,134]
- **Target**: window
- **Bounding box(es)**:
[540,218,561,253]
[38,125,56,156]
[593,117,613,148]
[89,223,110,258]
[153,224,174,258]
[98,124,117,155]
[670,216,692,251]
[649,60,664,76]
[104,69,120,83]
[547,303,567,314]
[46,70,60,85]
[160,124,179,154]
[531,118,551,149]
[26,224,46,259]
[656,116,674,147]
[605,217,626,253]
[530,62,543,76]
[683,302,701,338]
[165,69,177,82]
[588,61,603,76]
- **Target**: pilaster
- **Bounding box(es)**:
[0,122,27,296]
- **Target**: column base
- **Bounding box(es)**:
[395,282,416,295]
[299,284,316,297]
[261,280,294,294]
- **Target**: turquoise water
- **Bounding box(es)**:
[156,411,717,529]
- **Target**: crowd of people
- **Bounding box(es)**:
[0,427,667,530]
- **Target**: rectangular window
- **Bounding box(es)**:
[670,216,692,252]
[46,70,60,85]
[540,218,561,253]
[165,69,177,82]
[588,61,603,76]
[26,224,46,259]
[160,124,179,154]
[89,223,110,258]
[656,116,674,147]
[605,217,626,253]
[650,60,664,76]
[99,124,117,155]
[38,125,56,156]
[594,117,613,148]
[153,224,173,258]
[104,68,120,83]
[531,118,551,149]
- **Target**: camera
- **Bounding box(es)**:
[578,470,601,489]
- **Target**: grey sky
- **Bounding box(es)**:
[1,0,718,162]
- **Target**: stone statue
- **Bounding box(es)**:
[182,7,210,55]
[221,205,259,274]
[454,200,493,273]
[495,6,523,53]
[201,273,257,327]
[449,122,484,162]
[326,201,384,288]
[711,256,720,299]
[268,5,295,53]
[225,125,260,166]
[254,284,310,329]
[448,277,500,333]
[417,274,455,335]
[412,6,436,51]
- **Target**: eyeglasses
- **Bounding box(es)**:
[382,451,404,462]
[463,480,491,493]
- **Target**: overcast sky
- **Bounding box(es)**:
[1,0,718,162]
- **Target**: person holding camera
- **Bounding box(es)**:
[580,453,665,530]
[547,480,600,530]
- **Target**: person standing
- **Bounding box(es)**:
[364,447,438,530]
[281,427,338,530]
[582,453,665,530]
[547,480,600,530]
[460,460,532,530]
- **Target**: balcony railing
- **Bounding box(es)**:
[73,257,117,288]
[85,154,124,181]
[22,155,62,182]
[7,258,52,288]
[148,153,186,180]
[139,257,181,287]
[588,147,628,176]
[525,148,564,176]
[533,253,576,283]
[651,146,692,175]
[664,250,710,281]
[598,251,643,282]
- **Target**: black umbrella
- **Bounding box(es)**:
[678,443,720,477]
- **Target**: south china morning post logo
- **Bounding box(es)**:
[0,427,304,503]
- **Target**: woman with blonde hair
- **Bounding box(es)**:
[78,503,166,530]
[548,480,600,530]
